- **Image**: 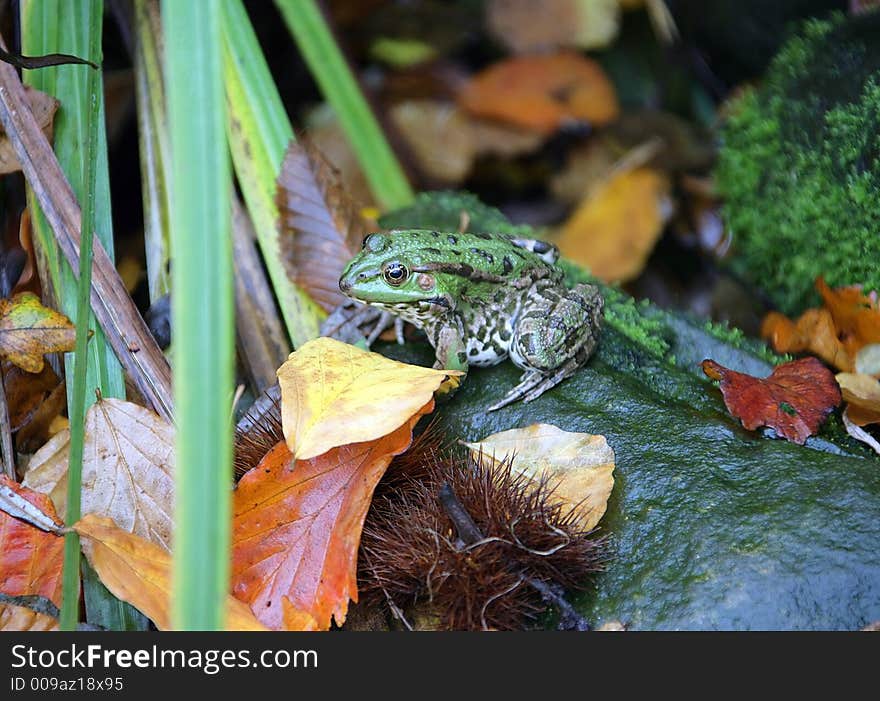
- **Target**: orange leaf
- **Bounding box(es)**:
[0,476,64,631]
[816,277,880,358]
[231,402,431,631]
[458,52,619,135]
[701,357,841,444]
[74,514,267,631]
[761,309,852,372]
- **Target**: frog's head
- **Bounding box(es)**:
[339,231,449,306]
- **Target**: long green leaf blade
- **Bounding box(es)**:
[275,0,414,211]
[21,0,143,631]
[59,0,102,630]
[221,0,322,347]
[164,0,233,631]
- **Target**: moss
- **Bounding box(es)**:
[716,12,880,314]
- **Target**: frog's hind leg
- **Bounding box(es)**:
[488,283,602,411]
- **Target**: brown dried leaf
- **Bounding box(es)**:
[277,139,371,313]
[702,357,841,444]
[0,86,58,175]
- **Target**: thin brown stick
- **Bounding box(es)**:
[0,44,172,420]
[0,365,14,478]
[232,196,290,393]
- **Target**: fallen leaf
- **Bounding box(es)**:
[761,278,880,372]
[23,398,175,550]
[22,428,70,520]
[0,292,76,373]
[817,277,880,358]
[231,405,429,630]
[80,398,174,551]
[2,359,59,431]
[464,423,615,531]
[0,87,58,175]
[276,139,371,313]
[761,309,852,372]
[389,100,544,184]
[74,514,267,631]
[278,337,458,460]
[15,379,67,454]
[486,0,620,53]
[390,100,474,183]
[0,476,64,631]
[835,372,880,426]
[458,52,619,135]
[701,357,841,444]
[556,167,673,282]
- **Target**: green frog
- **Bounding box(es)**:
[338,229,603,410]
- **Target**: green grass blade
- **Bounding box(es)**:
[59,0,101,629]
[221,0,322,347]
[22,0,125,406]
[275,0,414,211]
[164,0,233,631]
[133,0,171,302]
[21,0,144,631]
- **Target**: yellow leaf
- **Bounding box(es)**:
[74,514,269,631]
[277,337,459,460]
[556,167,672,283]
[0,292,76,373]
[464,423,615,531]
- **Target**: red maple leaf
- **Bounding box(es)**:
[701,357,841,444]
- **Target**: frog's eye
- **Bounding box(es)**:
[382,262,408,286]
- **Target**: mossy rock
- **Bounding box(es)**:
[380,192,880,629]
[716,12,880,314]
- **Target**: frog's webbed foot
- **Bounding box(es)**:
[320,300,405,347]
[487,360,579,412]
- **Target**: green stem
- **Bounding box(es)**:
[275,0,413,211]
[59,0,101,631]
[164,0,233,630]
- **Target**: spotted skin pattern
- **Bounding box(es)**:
[338,229,603,410]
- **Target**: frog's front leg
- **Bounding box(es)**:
[488,283,603,411]
[430,321,469,398]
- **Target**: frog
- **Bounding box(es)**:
[337,229,604,411]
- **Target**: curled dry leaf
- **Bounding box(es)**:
[23,398,174,551]
[458,52,619,135]
[762,309,851,372]
[0,476,64,631]
[0,292,76,373]
[231,404,430,630]
[701,357,841,444]
[762,278,880,372]
[464,423,615,531]
[74,514,267,631]
[276,139,370,313]
[556,167,673,283]
[278,337,459,461]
